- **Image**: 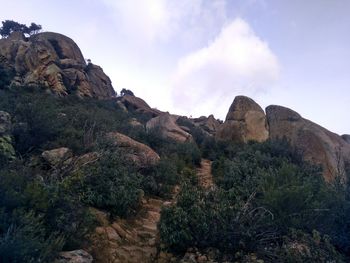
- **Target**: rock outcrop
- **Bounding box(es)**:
[118,94,161,117]
[266,105,350,181]
[191,115,221,136]
[0,31,115,98]
[89,197,164,263]
[342,134,350,144]
[216,96,269,143]
[106,132,160,168]
[41,147,73,167]
[146,113,192,143]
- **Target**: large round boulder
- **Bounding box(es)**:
[106,132,160,168]
[266,105,350,182]
[146,113,192,143]
[119,94,161,117]
[41,147,73,167]
[216,96,269,143]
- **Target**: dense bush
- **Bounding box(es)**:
[0,164,94,262]
[159,140,348,261]
[142,158,179,198]
[0,88,132,155]
[67,149,143,218]
[2,86,350,262]
[0,64,15,88]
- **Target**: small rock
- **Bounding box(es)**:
[42,147,72,167]
[111,222,128,238]
[106,226,121,242]
[56,249,93,263]
[95,226,105,235]
[197,255,208,263]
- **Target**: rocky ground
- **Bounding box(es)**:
[89,197,169,263]
[87,158,217,263]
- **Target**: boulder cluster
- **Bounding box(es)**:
[0,31,115,98]
[116,92,350,182]
[216,96,350,182]
[1,30,349,183]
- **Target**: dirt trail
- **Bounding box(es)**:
[89,159,213,262]
[196,159,214,189]
[90,195,176,263]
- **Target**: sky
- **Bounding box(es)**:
[0,0,349,134]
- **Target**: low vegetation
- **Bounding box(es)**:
[0,86,199,261]
[159,140,350,262]
[1,72,350,261]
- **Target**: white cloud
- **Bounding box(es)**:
[170,18,280,119]
[102,0,169,43]
[101,0,227,47]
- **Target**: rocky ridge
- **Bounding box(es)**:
[266,105,350,181]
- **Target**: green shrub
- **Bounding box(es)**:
[0,88,132,155]
[0,64,14,88]
[176,142,201,167]
[160,139,349,261]
[142,158,179,198]
[0,208,66,263]
[0,165,93,261]
[276,229,343,262]
[68,149,143,218]
[159,206,193,252]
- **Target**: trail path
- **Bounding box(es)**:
[196,159,214,189]
[89,159,214,262]
[90,197,171,263]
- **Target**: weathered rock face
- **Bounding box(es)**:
[106,132,160,168]
[55,249,93,263]
[118,94,161,117]
[342,134,350,144]
[0,32,115,98]
[216,96,269,143]
[41,147,73,167]
[146,113,192,143]
[266,105,350,181]
[191,115,221,136]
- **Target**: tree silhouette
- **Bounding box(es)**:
[0,20,42,38]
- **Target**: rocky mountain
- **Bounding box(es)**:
[1,29,350,263]
[0,31,114,98]
[1,31,349,182]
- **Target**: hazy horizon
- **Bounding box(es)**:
[1,0,349,135]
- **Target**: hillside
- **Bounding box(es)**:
[1,29,350,263]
